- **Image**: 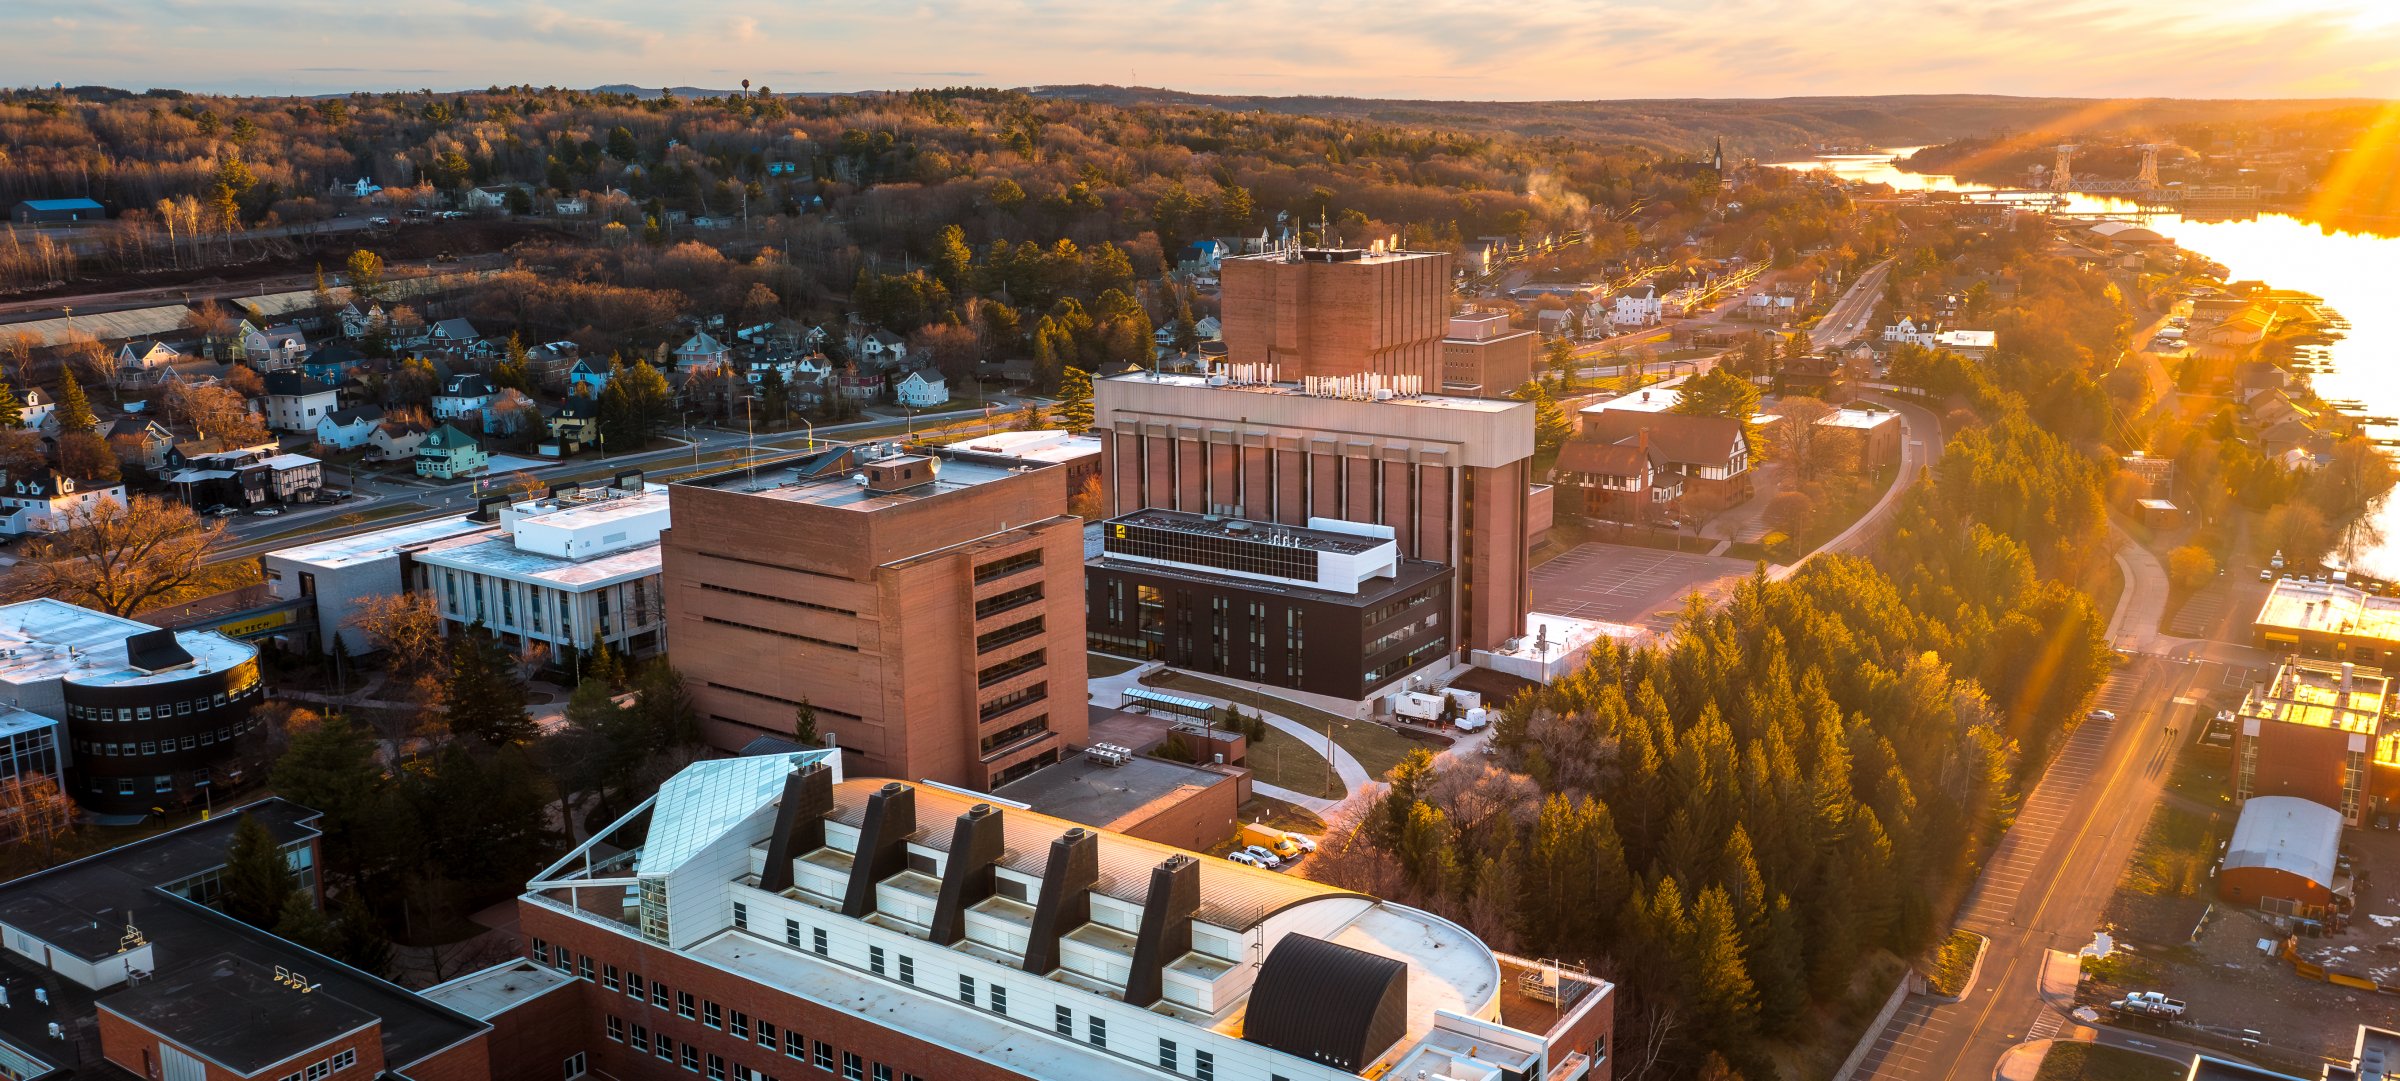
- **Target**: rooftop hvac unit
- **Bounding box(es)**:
[851,474,868,486]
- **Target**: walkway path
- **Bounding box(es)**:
[1087,662,1368,814]
[1773,390,1943,581]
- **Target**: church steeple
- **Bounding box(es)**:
[1712,136,1724,174]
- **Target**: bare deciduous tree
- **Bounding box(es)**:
[19,495,226,616]
[346,591,448,705]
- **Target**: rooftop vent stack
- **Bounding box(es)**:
[1124,854,1202,1008]
[1023,827,1100,976]
[928,803,1007,946]
[615,468,645,491]
[757,761,834,894]
[840,782,918,918]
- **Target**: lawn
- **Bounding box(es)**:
[1138,669,1444,784]
[2033,1042,2184,1081]
[1088,653,1141,678]
[1924,928,1986,998]
[1241,722,1345,800]
[1241,795,1328,836]
[2121,801,2223,900]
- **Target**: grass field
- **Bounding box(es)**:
[1088,653,1140,678]
[2034,1041,2183,1081]
[1138,669,1444,783]
[1241,723,1345,800]
[2121,801,2222,900]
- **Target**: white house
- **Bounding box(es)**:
[553,196,589,216]
[0,471,127,535]
[259,372,341,433]
[672,331,729,370]
[241,323,310,369]
[314,404,385,450]
[369,420,429,462]
[1883,318,1997,358]
[856,329,908,364]
[18,388,54,432]
[465,186,516,211]
[1612,286,1663,327]
[114,339,182,387]
[433,373,499,420]
[894,367,950,408]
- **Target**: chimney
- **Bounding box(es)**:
[1022,828,1099,975]
[1124,854,1201,1007]
[757,761,834,894]
[928,803,1006,945]
[840,783,917,918]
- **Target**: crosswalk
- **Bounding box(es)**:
[1848,669,2142,1081]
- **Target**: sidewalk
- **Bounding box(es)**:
[1087,661,1368,814]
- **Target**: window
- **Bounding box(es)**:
[842,1052,864,1081]
[785,917,803,948]
[988,984,1007,1015]
[813,928,829,956]
[578,955,594,981]
[814,1042,833,1070]
[606,1015,624,1042]
[974,583,1043,620]
[1088,1016,1106,1049]
[652,981,670,1009]
[872,1066,892,1081]
[958,974,976,1003]
[1159,1039,1178,1070]
[678,990,697,1019]
[627,972,645,1000]
[683,1043,701,1072]
[307,1061,329,1081]
[552,949,571,974]
[974,549,1043,584]
[978,649,1046,687]
[1054,1005,1073,1037]
[331,1050,355,1072]
[632,1024,651,1053]
[704,1000,723,1029]
[708,1055,727,1081]
[655,1035,675,1062]
[1196,1049,1214,1081]
[565,1052,588,1080]
[732,1009,750,1039]
[532,938,550,964]
[756,1019,777,1048]
[978,681,1047,720]
[733,901,749,930]
[897,954,914,985]
[603,964,620,991]
[869,946,885,975]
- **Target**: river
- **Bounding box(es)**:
[1773,149,2400,575]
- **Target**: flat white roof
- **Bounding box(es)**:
[412,533,660,591]
[0,599,254,689]
[267,515,496,570]
[953,429,1102,465]
[1109,372,1520,414]
[1817,408,1900,430]
[419,959,577,1021]
[259,453,320,471]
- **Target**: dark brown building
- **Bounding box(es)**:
[662,444,1088,790]
[1085,510,1454,699]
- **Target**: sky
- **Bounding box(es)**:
[4,0,2399,101]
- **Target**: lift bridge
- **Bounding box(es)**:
[1949,144,2182,209]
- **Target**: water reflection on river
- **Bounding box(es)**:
[1774,150,2400,576]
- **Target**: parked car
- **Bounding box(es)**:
[1241,845,1283,869]
[1225,851,1265,868]
[368,216,392,226]
[251,507,283,517]
[2260,568,2274,581]
[2089,709,2117,722]
[1286,834,1319,854]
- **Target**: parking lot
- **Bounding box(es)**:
[1529,543,1753,634]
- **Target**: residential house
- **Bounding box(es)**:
[481,388,538,436]
[1178,239,1229,271]
[114,339,182,387]
[427,317,482,350]
[259,372,341,432]
[1549,434,1680,523]
[1578,409,1752,512]
[835,365,884,401]
[0,470,126,535]
[261,453,323,502]
[527,340,581,383]
[369,418,429,462]
[432,373,498,421]
[465,185,517,212]
[313,404,384,450]
[338,301,385,340]
[856,328,908,364]
[104,417,176,473]
[566,357,610,397]
[1194,314,1222,340]
[553,196,589,216]
[168,447,322,507]
[1883,318,1997,358]
[18,388,53,432]
[1612,286,1662,327]
[1775,354,1851,400]
[2261,418,2329,459]
[894,367,949,408]
[542,399,599,456]
[415,423,487,479]
[300,342,366,384]
[240,323,309,369]
[671,331,729,370]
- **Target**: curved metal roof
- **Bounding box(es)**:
[2225,796,2342,887]
[1242,933,1409,1070]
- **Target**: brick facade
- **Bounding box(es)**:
[1220,250,1454,386]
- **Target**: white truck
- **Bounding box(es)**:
[1391,691,1447,723]
[2108,991,2186,1019]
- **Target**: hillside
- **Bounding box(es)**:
[1022,86,2378,158]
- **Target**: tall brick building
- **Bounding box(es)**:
[516,750,1616,1081]
[1218,247,1454,386]
[1093,372,1534,655]
[1440,312,1539,397]
[662,444,1088,791]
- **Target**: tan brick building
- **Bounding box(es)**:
[1441,311,1539,396]
[662,445,1088,790]
[1219,247,1454,386]
[1093,373,1534,655]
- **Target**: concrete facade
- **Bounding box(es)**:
[1219,249,1454,386]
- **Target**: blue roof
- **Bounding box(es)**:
[19,198,104,211]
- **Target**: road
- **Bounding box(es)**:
[1846,523,2276,1081]
[1815,258,1897,348]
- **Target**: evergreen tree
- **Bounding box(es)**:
[585,639,626,689]
[1397,802,1459,897]
[932,225,974,293]
[332,891,394,978]
[273,717,385,890]
[0,376,21,429]
[1686,884,1758,1037]
[442,626,534,745]
[272,891,338,954]
[1751,895,1810,1036]
[792,696,819,744]
[55,368,96,434]
[221,813,298,929]
[633,660,701,750]
[1055,367,1094,432]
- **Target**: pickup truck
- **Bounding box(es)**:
[2109,991,2186,1019]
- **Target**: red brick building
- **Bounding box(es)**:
[1220,247,1454,387]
